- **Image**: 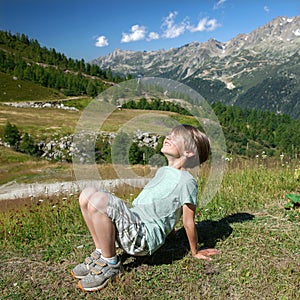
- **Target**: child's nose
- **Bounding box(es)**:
[166,135,174,142]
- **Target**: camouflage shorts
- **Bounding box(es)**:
[104,191,149,256]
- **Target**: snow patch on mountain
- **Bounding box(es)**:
[293,29,300,36]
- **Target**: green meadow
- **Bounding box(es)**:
[0,158,299,299]
[0,98,299,299]
[0,72,63,102]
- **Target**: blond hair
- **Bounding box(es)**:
[171,124,210,167]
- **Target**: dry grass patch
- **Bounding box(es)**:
[0,105,80,136]
[0,105,194,136]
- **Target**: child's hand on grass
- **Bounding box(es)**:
[193,248,220,261]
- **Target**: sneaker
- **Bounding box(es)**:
[71,250,101,279]
[78,258,124,292]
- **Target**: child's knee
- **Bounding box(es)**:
[79,186,98,207]
[88,191,109,213]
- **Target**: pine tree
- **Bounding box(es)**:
[19,133,36,155]
[3,121,20,148]
[86,81,98,97]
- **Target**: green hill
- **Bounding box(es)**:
[0,30,125,101]
[0,72,63,102]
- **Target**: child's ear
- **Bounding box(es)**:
[184,150,195,158]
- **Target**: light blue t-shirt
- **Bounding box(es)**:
[130,166,198,254]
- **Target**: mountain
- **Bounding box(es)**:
[0,30,125,102]
[93,16,300,119]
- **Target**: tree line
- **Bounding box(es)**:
[122,98,300,158]
[0,30,127,97]
[212,102,300,157]
[122,97,191,115]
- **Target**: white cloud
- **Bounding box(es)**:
[213,0,226,10]
[95,35,109,47]
[264,6,270,13]
[117,12,220,45]
[188,17,221,32]
[121,25,147,43]
[161,11,187,38]
[147,31,160,41]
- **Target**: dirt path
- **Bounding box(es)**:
[0,178,150,201]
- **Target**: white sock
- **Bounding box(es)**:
[101,255,118,264]
[96,248,102,254]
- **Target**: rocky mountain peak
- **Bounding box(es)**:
[92,16,300,119]
[94,16,299,72]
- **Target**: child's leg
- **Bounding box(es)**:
[75,188,126,291]
[78,187,148,257]
[79,187,116,258]
[79,187,101,249]
[74,189,148,291]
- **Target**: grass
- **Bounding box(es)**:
[0,146,74,185]
[0,105,81,137]
[0,103,194,137]
[0,72,63,102]
[61,97,92,110]
[0,158,299,299]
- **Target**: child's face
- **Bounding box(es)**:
[161,131,185,158]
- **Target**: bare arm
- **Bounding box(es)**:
[183,203,220,260]
[182,203,198,255]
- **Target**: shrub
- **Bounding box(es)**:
[3,121,20,149]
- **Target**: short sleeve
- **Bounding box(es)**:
[179,177,198,206]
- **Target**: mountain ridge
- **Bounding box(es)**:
[93,16,300,119]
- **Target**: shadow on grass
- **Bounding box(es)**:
[122,212,254,269]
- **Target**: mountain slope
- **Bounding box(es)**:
[0,31,124,101]
[93,16,300,119]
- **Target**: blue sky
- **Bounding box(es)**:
[1,0,299,62]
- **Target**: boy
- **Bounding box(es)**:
[71,124,219,292]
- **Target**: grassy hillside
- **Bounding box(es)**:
[0,106,183,137]
[0,104,80,136]
[0,146,73,185]
[0,30,124,99]
[0,72,63,102]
